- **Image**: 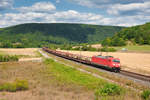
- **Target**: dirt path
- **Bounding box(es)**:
[19,58,42,62]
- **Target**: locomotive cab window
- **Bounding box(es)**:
[113,59,120,63]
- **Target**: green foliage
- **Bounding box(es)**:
[0,23,123,48]
[111,36,126,46]
[102,37,126,46]
[44,59,55,65]
[100,47,117,52]
[15,79,29,91]
[60,45,73,50]
[44,58,127,100]
[75,45,98,51]
[101,37,112,46]
[102,22,150,46]
[0,55,18,62]
[95,83,123,96]
[61,44,100,51]
[0,79,29,92]
[141,90,150,100]
[44,59,107,89]
[61,44,116,52]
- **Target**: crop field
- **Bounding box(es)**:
[60,50,150,75]
[0,48,38,56]
[113,45,150,52]
[0,48,42,62]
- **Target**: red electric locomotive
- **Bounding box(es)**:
[91,55,121,72]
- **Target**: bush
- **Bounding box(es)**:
[15,79,29,91]
[0,55,19,62]
[95,84,123,96]
[141,90,150,100]
[0,83,17,92]
[71,45,99,51]
[0,79,29,92]
[100,47,117,52]
[44,59,55,65]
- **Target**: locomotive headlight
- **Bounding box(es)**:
[113,64,116,66]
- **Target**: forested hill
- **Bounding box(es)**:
[0,23,123,48]
[102,22,150,46]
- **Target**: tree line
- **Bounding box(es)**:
[0,23,123,48]
[102,22,150,46]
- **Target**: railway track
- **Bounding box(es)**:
[43,47,150,83]
[120,70,150,82]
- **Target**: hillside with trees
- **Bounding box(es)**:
[0,23,123,48]
[102,22,150,46]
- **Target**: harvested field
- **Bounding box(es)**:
[0,48,38,56]
[0,48,42,61]
[91,44,102,49]
[60,50,150,75]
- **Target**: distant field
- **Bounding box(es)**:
[113,45,150,52]
[0,48,38,56]
[0,48,42,62]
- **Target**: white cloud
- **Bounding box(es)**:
[69,0,149,8]
[69,0,150,16]
[0,1,150,28]
[75,0,93,8]
[107,1,150,15]
[70,0,150,7]
[0,9,107,27]
[0,0,13,10]
[0,8,147,28]
[18,2,56,12]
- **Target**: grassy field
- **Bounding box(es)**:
[44,59,143,100]
[113,45,150,52]
[0,61,94,100]
[0,58,144,100]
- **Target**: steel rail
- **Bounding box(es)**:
[120,70,150,82]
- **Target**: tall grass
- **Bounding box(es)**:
[0,55,18,62]
[141,90,150,100]
[95,84,123,96]
[44,59,106,89]
[0,79,29,92]
[100,47,117,52]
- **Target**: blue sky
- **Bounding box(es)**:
[0,0,150,28]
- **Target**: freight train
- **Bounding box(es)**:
[43,47,121,72]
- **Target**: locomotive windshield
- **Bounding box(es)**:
[113,59,120,63]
